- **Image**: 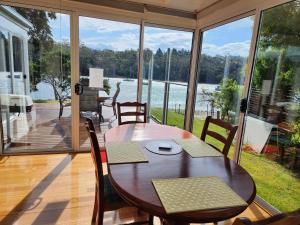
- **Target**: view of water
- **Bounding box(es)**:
[31,77,218,112]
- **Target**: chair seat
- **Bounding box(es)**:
[103,99,113,106]
[103,174,124,205]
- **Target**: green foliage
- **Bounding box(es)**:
[252,50,278,90]
[103,79,111,95]
[14,7,57,90]
[259,1,300,49]
[291,119,300,145]
[253,1,300,93]
[198,55,245,84]
[290,88,300,145]
[39,43,71,99]
[201,78,239,121]
[214,78,239,120]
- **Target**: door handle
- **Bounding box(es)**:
[75,83,83,95]
[240,98,248,113]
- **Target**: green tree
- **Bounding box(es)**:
[14,7,57,90]
[40,43,70,100]
[213,78,239,121]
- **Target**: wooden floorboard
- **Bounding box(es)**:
[0,153,270,225]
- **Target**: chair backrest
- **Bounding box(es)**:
[232,209,300,225]
[80,86,98,112]
[84,118,104,206]
[117,102,147,125]
[112,82,121,105]
[200,116,238,156]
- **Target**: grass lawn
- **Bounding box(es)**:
[151,108,300,212]
[33,99,59,104]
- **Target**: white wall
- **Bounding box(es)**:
[0,9,31,95]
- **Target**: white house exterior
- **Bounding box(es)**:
[0,5,32,151]
[0,5,31,96]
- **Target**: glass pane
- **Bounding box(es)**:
[0,31,10,72]
[192,16,254,159]
[0,5,71,153]
[142,26,192,126]
[167,83,188,128]
[241,1,300,211]
[79,16,140,149]
[12,36,23,72]
[0,30,10,151]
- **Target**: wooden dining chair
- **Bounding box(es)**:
[200,116,238,156]
[232,208,300,225]
[85,117,153,225]
[117,102,147,125]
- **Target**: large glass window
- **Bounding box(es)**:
[79,16,140,149]
[241,1,300,211]
[0,5,71,153]
[0,30,11,95]
[192,17,254,157]
[142,26,193,128]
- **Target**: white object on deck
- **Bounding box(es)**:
[0,94,33,107]
[89,68,103,89]
[243,116,274,153]
[98,90,109,98]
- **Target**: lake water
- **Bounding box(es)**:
[31,77,218,112]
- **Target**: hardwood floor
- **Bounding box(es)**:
[0,153,270,225]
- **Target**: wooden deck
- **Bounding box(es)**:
[4,102,155,153]
[3,103,117,153]
[0,153,270,225]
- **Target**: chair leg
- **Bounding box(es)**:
[113,105,116,117]
[96,210,104,225]
[149,215,154,225]
[59,103,63,119]
[92,184,98,224]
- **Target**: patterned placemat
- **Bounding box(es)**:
[152,176,247,214]
[174,138,223,157]
[105,141,148,164]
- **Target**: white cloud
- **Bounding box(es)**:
[81,32,139,50]
[144,31,193,51]
[79,17,139,33]
[202,40,251,57]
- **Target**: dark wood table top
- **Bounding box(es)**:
[105,123,256,224]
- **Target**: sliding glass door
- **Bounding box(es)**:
[0,5,72,153]
[192,16,254,159]
[78,16,140,150]
[240,0,300,212]
[142,26,193,128]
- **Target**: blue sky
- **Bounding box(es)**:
[49,14,254,57]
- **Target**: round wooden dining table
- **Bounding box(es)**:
[104,123,256,225]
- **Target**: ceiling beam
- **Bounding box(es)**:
[72,0,196,19]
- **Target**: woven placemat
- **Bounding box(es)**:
[105,141,148,164]
[152,176,247,214]
[174,138,223,157]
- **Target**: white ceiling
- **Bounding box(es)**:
[122,0,221,13]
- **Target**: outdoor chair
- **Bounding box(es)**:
[84,117,153,225]
[232,208,300,225]
[55,83,71,119]
[58,95,71,119]
[200,116,238,156]
[79,85,100,120]
[117,102,147,125]
[102,82,121,117]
